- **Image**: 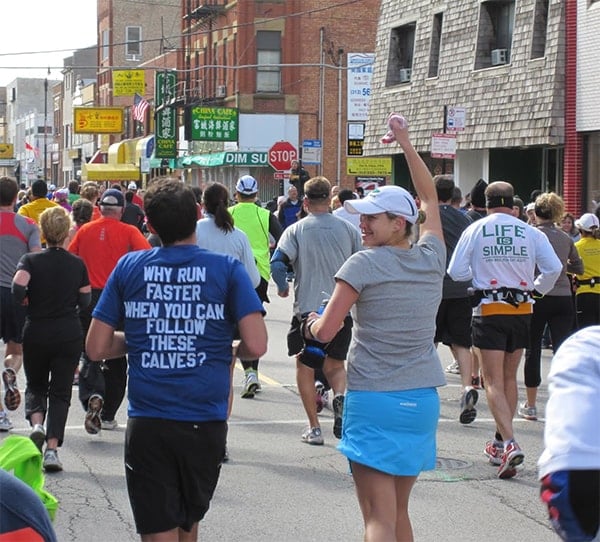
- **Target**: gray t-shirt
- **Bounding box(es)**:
[336,233,447,392]
[278,212,362,315]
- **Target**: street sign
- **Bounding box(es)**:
[431,133,457,159]
[273,172,290,180]
[302,139,321,165]
[268,141,297,171]
[446,106,467,132]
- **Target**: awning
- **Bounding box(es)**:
[81,163,140,182]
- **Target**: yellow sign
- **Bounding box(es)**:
[347,157,392,176]
[0,144,14,159]
[112,70,145,96]
[74,108,124,134]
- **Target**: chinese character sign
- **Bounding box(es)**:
[347,53,375,121]
[155,107,177,159]
[187,107,239,142]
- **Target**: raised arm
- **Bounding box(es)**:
[387,114,443,242]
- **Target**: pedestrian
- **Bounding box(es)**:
[289,159,309,197]
[573,212,600,328]
[67,180,80,205]
[68,198,94,241]
[332,189,361,230]
[17,180,59,246]
[121,190,145,231]
[53,189,72,213]
[79,181,101,221]
[12,206,91,471]
[302,114,446,541]
[466,179,487,221]
[0,176,42,432]
[448,181,562,479]
[560,212,581,242]
[271,175,362,445]
[86,177,267,541]
[277,185,302,230]
[68,188,151,434]
[538,326,600,542]
[432,174,478,424]
[228,175,282,398]
[127,182,144,209]
[520,193,583,421]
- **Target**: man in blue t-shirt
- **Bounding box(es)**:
[86,177,267,540]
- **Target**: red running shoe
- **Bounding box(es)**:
[498,440,524,479]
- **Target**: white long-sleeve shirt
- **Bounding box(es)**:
[447,211,562,296]
[538,326,600,478]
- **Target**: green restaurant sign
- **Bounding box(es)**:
[180,151,268,167]
[186,106,239,142]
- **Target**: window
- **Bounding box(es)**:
[101,29,110,61]
[474,0,515,70]
[386,23,416,86]
[256,31,281,93]
[531,0,549,59]
[428,13,444,78]
[126,26,142,60]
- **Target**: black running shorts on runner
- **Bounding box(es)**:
[471,314,531,352]
[287,314,353,363]
[125,417,227,535]
[0,286,26,344]
[434,297,473,348]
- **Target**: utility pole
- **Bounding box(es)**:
[43,70,49,180]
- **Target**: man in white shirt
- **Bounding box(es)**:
[448,181,561,479]
[332,189,360,230]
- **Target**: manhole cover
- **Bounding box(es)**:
[435,457,471,470]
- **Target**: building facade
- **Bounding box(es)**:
[365,0,569,208]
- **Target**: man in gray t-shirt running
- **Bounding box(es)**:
[271,176,362,445]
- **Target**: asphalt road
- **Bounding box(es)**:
[1,284,558,541]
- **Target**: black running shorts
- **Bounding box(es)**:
[434,297,473,348]
[125,417,227,535]
[471,314,531,352]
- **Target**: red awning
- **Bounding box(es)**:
[88,150,108,164]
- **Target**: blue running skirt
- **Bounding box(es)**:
[337,388,440,476]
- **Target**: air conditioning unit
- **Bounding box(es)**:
[399,68,412,83]
[216,85,227,97]
[491,48,508,66]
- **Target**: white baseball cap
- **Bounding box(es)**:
[236,175,258,195]
[128,182,138,190]
[344,185,418,223]
[575,212,599,232]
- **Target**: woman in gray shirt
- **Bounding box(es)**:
[304,114,446,542]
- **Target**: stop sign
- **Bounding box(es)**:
[268,141,298,171]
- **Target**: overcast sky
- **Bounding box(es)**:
[0,1,97,86]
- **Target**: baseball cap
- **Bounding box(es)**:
[128,182,138,190]
[236,175,258,195]
[575,212,599,232]
[525,202,535,212]
[48,184,56,191]
[99,188,125,207]
[344,185,418,223]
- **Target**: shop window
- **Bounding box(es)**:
[474,0,515,70]
[531,0,549,59]
[101,29,110,61]
[428,13,444,78]
[386,22,416,86]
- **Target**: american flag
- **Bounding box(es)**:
[133,93,150,123]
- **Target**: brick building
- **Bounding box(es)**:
[364,0,578,209]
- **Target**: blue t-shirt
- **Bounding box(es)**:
[93,245,264,422]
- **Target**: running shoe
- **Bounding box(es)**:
[459,387,478,424]
[30,424,46,451]
[2,368,21,411]
[518,402,538,421]
[445,360,460,374]
[332,395,344,439]
[101,419,118,430]
[84,394,103,435]
[241,371,259,399]
[0,413,13,432]
[301,426,324,445]
[484,440,504,466]
[43,449,63,472]
[497,440,524,479]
